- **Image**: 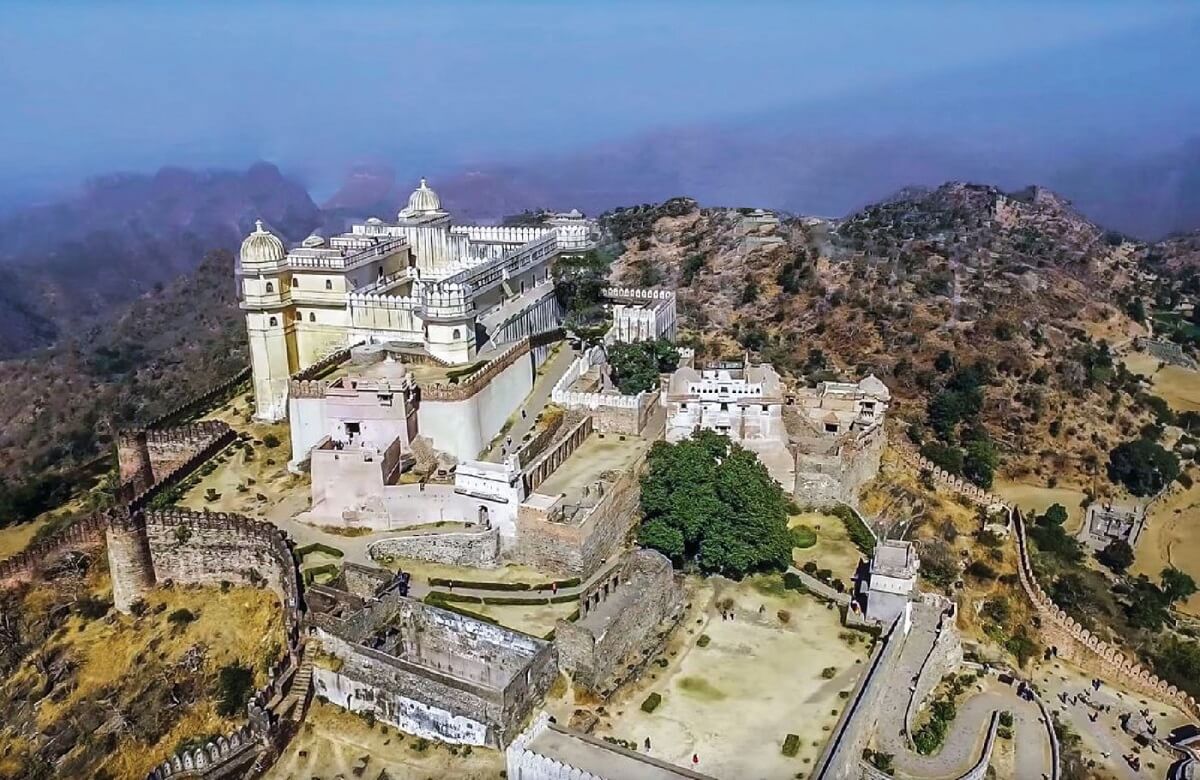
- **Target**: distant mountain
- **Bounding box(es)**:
[0,162,320,358]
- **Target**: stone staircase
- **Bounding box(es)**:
[277,662,314,723]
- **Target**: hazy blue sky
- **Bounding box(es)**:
[2,1,1199,202]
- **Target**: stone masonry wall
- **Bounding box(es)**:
[513,455,643,577]
[794,424,885,507]
[554,550,682,693]
[368,528,500,568]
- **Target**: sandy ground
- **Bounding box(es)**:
[534,433,649,505]
[993,480,1090,533]
[473,601,579,638]
[1132,479,1200,617]
[590,575,869,780]
[0,519,45,560]
[267,701,504,780]
[790,512,864,581]
[1122,353,1200,412]
[1035,658,1192,780]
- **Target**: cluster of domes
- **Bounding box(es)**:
[240,219,285,265]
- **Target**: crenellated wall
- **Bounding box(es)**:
[891,437,1200,719]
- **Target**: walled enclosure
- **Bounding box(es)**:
[307,592,557,747]
[553,549,683,694]
[793,424,886,507]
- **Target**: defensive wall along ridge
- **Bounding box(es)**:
[892,437,1200,719]
[0,378,315,780]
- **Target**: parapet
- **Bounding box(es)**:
[421,337,532,401]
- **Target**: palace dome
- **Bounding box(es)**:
[240,220,285,265]
[403,177,442,214]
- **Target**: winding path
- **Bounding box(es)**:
[870,604,1054,779]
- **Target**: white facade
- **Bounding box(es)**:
[665,362,785,443]
[240,179,594,421]
[454,456,526,539]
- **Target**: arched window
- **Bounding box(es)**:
[325,279,333,290]
[265,282,274,293]
[377,267,385,279]
[268,316,278,327]
[292,276,300,287]
[452,328,461,340]
[295,311,303,322]
[309,312,316,322]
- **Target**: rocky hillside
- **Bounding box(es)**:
[607,184,1163,489]
[0,250,248,526]
[0,163,319,358]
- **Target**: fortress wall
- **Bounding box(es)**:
[143,421,232,482]
[892,437,1200,719]
[0,513,109,584]
[145,366,251,429]
[368,528,500,568]
[419,340,534,461]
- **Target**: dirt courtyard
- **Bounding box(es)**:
[790,511,863,581]
[993,480,1090,533]
[1122,352,1200,412]
[590,575,869,780]
[267,701,504,780]
[1133,478,1200,617]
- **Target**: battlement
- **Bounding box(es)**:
[291,343,360,382]
[421,337,532,401]
[289,378,329,399]
[602,286,675,302]
[450,225,553,245]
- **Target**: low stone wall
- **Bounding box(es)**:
[368,528,500,568]
[0,512,109,583]
[892,438,1007,509]
[903,607,963,749]
[422,338,532,402]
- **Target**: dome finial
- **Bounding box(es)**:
[255,219,264,232]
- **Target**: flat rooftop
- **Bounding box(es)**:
[528,725,712,780]
[532,432,648,508]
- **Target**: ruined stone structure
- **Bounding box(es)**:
[306,590,556,747]
[553,550,683,694]
[241,179,596,421]
[788,376,890,506]
[1079,502,1147,550]
[507,713,715,780]
[1136,336,1197,369]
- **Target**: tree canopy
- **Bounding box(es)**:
[607,339,680,394]
[638,429,793,578]
[1107,437,1180,496]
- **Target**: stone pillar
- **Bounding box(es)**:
[106,518,156,613]
[116,430,154,495]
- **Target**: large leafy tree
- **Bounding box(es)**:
[1107,437,1180,496]
[607,338,679,394]
[638,429,792,578]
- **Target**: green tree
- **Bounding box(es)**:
[553,249,609,321]
[638,430,792,578]
[607,342,659,394]
[1107,438,1180,496]
[1162,567,1198,604]
[1041,504,1068,526]
[1097,539,1134,574]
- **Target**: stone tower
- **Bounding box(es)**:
[239,220,294,422]
[105,515,156,613]
[116,429,154,497]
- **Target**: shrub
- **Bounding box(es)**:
[777,609,791,623]
[802,561,818,575]
[215,663,254,717]
[999,711,1014,728]
[782,733,800,757]
[820,667,837,679]
[791,525,817,549]
[641,693,662,713]
[167,608,197,627]
[295,542,345,559]
[75,595,112,620]
[697,634,711,647]
[782,571,806,592]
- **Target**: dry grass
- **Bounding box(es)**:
[0,565,284,780]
